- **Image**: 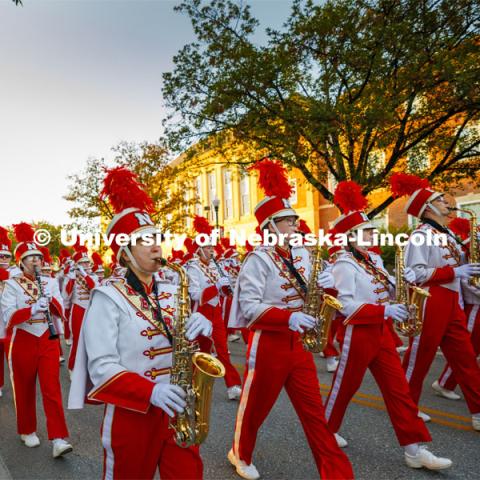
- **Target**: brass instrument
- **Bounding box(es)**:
[449,207,479,287]
[302,243,343,353]
[165,261,225,447]
[394,245,430,337]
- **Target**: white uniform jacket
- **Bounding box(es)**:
[405,223,462,293]
[186,257,223,310]
[332,251,392,326]
[68,278,181,414]
[1,275,64,337]
[228,245,311,331]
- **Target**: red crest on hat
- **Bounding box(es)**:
[332,181,372,234]
[13,223,43,263]
[101,167,159,257]
[0,226,12,255]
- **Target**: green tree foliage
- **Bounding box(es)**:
[64,141,198,233]
[163,0,480,216]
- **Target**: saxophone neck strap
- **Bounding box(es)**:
[126,268,173,345]
[278,254,308,296]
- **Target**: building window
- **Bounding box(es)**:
[367,151,385,176]
[240,172,250,216]
[456,200,480,219]
[207,172,217,222]
[223,169,233,219]
[194,177,203,216]
[289,178,298,205]
[370,211,388,230]
[407,142,430,173]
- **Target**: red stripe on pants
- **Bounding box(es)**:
[63,307,71,340]
[68,303,86,371]
[438,304,480,391]
[325,323,431,446]
[402,286,480,413]
[197,304,241,388]
[9,329,69,439]
[233,330,353,479]
[101,403,203,479]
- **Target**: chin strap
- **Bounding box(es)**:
[123,247,154,275]
[426,202,442,217]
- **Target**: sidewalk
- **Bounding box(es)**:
[0,452,12,480]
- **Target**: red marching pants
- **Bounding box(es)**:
[325,322,430,446]
[437,303,480,391]
[402,286,480,413]
[68,303,86,371]
[197,304,242,388]
[223,294,249,344]
[323,317,340,358]
[100,403,203,480]
[8,329,69,439]
[63,307,71,340]
[232,329,354,479]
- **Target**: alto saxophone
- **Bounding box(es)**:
[394,245,430,337]
[165,261,225,447]
[449,207,479,288]
[302,244,343,353]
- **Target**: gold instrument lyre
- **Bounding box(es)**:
[394,245,430,337]
[164,260,225,447]
[302,243,343,353]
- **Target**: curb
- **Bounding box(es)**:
[0,452,12,480]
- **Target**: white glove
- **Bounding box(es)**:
[185,312,212,340]
[385,303,408,323]
[66,268,76,280]
[317,271,335,289]
[150,383,187,417]
[455,264,480,279]
[215,277,230,290]
[403,267,416,284]
[288,312,316,333]
[31,297,49,316]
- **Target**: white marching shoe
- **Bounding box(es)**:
[227,385,242,401]
[326,357,339,373]
[20,433,40,448]
[228,449,260,480]
[405,446,452,470]
[335,433,348,448]
[472,415,480,431]
[52,438,73,458]
[417,411,431,422]
[0,388,3,397]
[432,381,461,400]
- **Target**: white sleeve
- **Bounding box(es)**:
[332,261,364,318]
[0,281,19,328]
[186,265,203,302]
[83,290,126,389]
[404,231,435,284]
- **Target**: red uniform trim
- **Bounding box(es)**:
[84,274,96,290]
[250,306,292,332]
[50,297,64,320]
[88,371,155,413]
[66,279,74,295]
[343,303,385,326]
[424,266,455,286]
[201,285,218,305]
[6,307,32,332]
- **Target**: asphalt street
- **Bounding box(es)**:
[0,338,478,480]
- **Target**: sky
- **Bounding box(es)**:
[0,0,293,226]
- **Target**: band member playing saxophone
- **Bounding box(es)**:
[69,167,212,479]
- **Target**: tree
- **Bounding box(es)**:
[64,141,198,233]
[162,0,480,217]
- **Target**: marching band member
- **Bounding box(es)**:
[228,159,353,480]
[57,248,73,345]
[432,218,480,400]
[186,216,242,401]
[325,181,451,470]
[63,242,99,373]
[92,252,105,283]
[69,167,211,479]
[0,226,14,398]
[1,223,72,457]
[390,173,480,430]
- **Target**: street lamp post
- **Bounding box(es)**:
[212,196,220,231]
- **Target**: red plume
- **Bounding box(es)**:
[183,237,197,254]
[13,223,35,242]
[248,158,293,199]
[72,237,88,254]
[220,237,232,249]
[91,252,103,266]
[333,181,368,214]
[448,217,470,240]
[193,215,213,235]
[59,248,71,260]
[214,243,224,257]
[0,226,11,249]
[297,219,311,235]
[100,167,155,214]
[171,249,184,261]
[39,247,52,264]
[389,173,430,198]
